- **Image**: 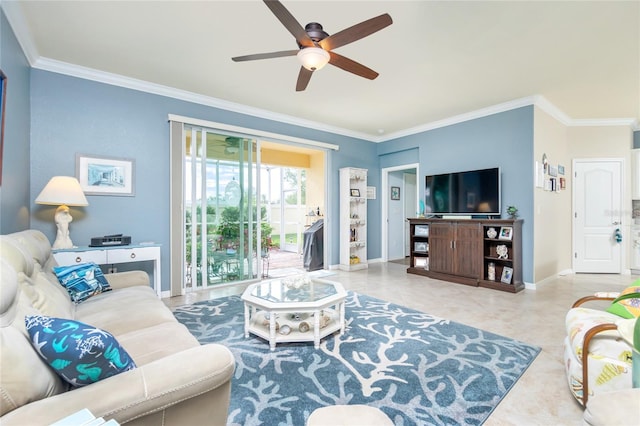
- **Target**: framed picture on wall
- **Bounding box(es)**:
[76,154,135,196]
[391,186,400,200]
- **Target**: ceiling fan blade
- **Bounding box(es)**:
[232,50,298,62]
[263,0,314,48]
[296,67,313,91]
[319,13,392,51]
[328,52,378,80]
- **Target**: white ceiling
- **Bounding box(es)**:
[4,0,640,141]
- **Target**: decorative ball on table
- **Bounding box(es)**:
[506,205,518,219]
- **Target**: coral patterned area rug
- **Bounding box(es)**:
[173,292,540,426]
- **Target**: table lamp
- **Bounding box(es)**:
[35,176,89,249]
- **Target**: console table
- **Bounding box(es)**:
[53,244,162,297]
[407,218,523,293]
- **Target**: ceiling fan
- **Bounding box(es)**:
[232,0,393,91]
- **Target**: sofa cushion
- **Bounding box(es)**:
[53,263,111,303]
[1,260,67,417]
[606,282,640,319]
[116,322,199,366]
[75,286,176,335]
[25,315,136,387]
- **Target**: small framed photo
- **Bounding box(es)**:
[414,257,428,269]
[414,225,429,237]
[501,266,514,284]
[499,226,513,240]
[350,188,360,197]
[414,242,428,253]
[76,154,135,196]
[391,186,400,200]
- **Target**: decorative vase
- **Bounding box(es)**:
[487,227,497,239]
[487,262,496,281]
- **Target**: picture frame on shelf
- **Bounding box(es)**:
[76,154,135,196]
[414,242,428,253]
[498,226,513,240]
[414,225,429,237]
[414,257,428,269]
[350,188,360,197]
[501,266,513,284]
[390,186,400,200]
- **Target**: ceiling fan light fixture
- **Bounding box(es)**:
[297,47,330,71]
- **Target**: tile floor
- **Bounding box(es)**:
[163,261,636,426]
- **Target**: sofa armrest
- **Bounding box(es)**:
[105,270,150,290]
[0,344,235,426]
[571,293,619,308]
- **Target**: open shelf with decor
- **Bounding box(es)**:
[407,221,430,274]
[480,219,523,293]
[339,167,368,271]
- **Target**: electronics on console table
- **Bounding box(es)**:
[90,234,132,247]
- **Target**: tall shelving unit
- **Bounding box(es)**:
[339,167,368,271]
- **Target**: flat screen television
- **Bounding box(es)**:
[425,167,501,216]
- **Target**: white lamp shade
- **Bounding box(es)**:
[297,47,330,71]
[35,176,89,206]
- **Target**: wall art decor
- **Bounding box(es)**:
[76,154,135,196]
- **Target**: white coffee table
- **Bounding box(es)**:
[241,276,347,351]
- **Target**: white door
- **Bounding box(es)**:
[573,159,623,273]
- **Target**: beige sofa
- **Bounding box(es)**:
[0,230,235,425]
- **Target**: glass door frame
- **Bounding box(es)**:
[169,115,336,297]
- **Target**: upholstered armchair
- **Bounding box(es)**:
[563,292,634,406]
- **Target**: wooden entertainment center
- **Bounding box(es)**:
[408,218,523,293]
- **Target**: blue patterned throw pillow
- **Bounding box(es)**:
[25,315,136,387]
[53,262,111,303]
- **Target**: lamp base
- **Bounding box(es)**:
[52,204,76,249]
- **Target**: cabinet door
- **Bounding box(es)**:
[428,223,453,273]
[453,222,482,278]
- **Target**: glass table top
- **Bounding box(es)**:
[249,275,338,304]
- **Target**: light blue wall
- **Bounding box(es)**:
[378,107,535,282]
[634,130,640,149]
[0,9,31,233]
[28,70,379,291]
[28,71,535,288]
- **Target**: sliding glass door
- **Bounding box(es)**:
[184,126,260,290]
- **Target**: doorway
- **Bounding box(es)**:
[573,158,623,273]
[382,163,419,262]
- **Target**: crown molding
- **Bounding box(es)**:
[30,57,640,142]
[32,57,377,142]
[1,0,39,65]
[377,96,542,142]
